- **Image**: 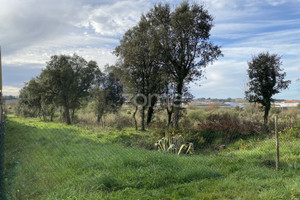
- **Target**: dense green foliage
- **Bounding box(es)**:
[115,2,222,130]
[39,55,100,124]
[14,3,293,133]
[4,116,300,199]
[159,2,222,129]
[91,68,124,125]
[245,52,291,124]
[16,78,44,118]
[15,56,123,125]
[114,14,163,130]
[5,1,300,199]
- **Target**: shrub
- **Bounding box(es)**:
[270,107,281,115]
[187,109,206,122]
[197,112,263,142]
[107,113,133,130]
[281,119,300,139]
[179,117,194,130]
[149,117,168,130]
[184,130,218,150]
[239,104,263,122]
[152,128,166,138]
[77,112,97,124]
[286,127,300,138]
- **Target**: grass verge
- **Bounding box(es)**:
[4,116,300,199]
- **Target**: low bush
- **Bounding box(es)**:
[180,112,265,149]
[179,117,195,130]
[77,112,97,124]
[187,109,206,122]
[184,130,220,150]
[105,113,133,129]
[198,113,263,136]
[148,117,168,130]
[281,119,300,139]
[239,104,263,122]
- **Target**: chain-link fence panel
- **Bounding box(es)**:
[3,115,300,199]
[0,122,5,200]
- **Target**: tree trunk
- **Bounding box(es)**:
[141,106,146,131]
[71,108,75,122]
[97,108,104,125]
[167,106,173,128]
[174,107,180,129]
[147,97,157,125]
[41,108,46,121]
[64,105,71,125]
[147,106,154,125]
[133,106,138,131]
[97,114,101,124]
[264,102,271,125]
[102,115,106,128]
[59,107,62,121]
[50,106,55,122]
[174,82,183,129]
[50,112,54,122]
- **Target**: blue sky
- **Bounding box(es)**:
[1,0,300,99]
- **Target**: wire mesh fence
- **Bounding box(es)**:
[0,122,5,200]
[2,115,300,199]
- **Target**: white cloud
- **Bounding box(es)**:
[2,32,119,68]
[1,0,300,99]
[189,59,249,98]
[88,0,151,36]
[266,0,289,6]
[0,0,88,53]
[2,86,20,96]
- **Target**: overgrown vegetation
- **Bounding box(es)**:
[14,2,292,133]
[4,115,300,199]
[6,1,299,198]
[12,98,300,151]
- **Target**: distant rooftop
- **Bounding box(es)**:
[283,100,300,103]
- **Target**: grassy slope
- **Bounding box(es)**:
[4,116,300,200]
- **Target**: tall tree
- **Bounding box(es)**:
[92,66,124,125]
[40,54,99,124]
[38,72,57,121]
[148,2,222,129]
[245,52,291,124]
[16,77,56,121]
[116,2,221,130]
[15,78,42,117]
[115,15,163,131]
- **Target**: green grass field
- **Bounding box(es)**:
[4,116,300,199]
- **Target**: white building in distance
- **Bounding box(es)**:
[273,100,300,109]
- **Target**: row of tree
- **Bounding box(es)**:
[16,2,223,130]
[16,54,123,125]
[16,2,291,129]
